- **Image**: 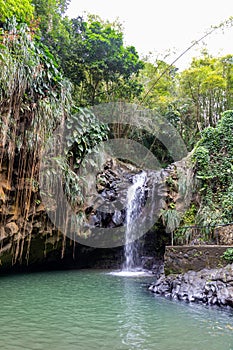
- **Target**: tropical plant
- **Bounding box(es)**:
[0,18,70,154]
[0,0,34,24]
[65,107,109,169]
[221,248,233,263]
[32,0,71,55]
[179,51,233,132]
[58,16,144,106]
[193,110,233,225]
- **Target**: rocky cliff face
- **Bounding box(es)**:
[0,152,194,273]
[0,156,128,273]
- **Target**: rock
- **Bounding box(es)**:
[88,214,100,227]
[0,143,195,274]
[217,225,233,245]
[149,264,233,308]
[0,227,7,241]
[5,222,19,235]
[0,243,12,255]
[112,210,123,226]
[36,203,45,212]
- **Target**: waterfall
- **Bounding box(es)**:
[123,171,147,271]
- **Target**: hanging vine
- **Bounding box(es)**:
[0,19,109,266]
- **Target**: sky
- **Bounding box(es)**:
[66,0,233,70]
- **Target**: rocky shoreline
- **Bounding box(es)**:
[149,264,233,308]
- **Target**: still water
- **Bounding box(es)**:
[0,270,232,350]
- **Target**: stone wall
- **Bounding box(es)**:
[164,245,232,274]
[216,225,233,245]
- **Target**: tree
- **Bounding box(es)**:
[60,17,144,105]
[135,59,184,162]
[138,52,233,150]
[32,0,71,54]
[0,0,34,24]
[179,51,233,131]
[138,59,178,112]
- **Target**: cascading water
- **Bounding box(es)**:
[123,171,147,271]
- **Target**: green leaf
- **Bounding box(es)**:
[67,140,73,147]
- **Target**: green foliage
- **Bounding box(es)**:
[193,110,233,225]
[138,51,233,151]
[138,60,178,112]
[179,52,233,132]
[0,18,74,217]
[59,17,144,105]
[180,204,197,226]
[161,209,180,233]
[165,175,177,191]
[221,248,233,263]
[0,18,110,215]
[31,7,144,106]
[193,146,211,179]
[52,155,84,207]
[0,0,34,24]
[174,204,197,245]
[42,107,109,208]
[32,0,71,53]
[65,107,109,169]
[0,19,70,152]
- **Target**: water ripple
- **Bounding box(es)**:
[0,270,232,350]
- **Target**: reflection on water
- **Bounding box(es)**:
[119,278,147,349]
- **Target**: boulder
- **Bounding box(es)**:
[149,264,233,308]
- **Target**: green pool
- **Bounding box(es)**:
[0,270,232,350]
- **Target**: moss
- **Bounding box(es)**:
[164,267,177,276]
[193,251,202,257]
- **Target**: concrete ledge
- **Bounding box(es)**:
[164,245,233,274]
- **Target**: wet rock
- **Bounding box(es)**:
[112,210,124,226]
[149,264,233,308]
[88,214,101,227]
[0,227,7,241]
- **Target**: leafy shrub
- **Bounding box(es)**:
[221,248,233,263]
[193,110,233,225]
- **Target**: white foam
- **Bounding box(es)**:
[108,270,153,277]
